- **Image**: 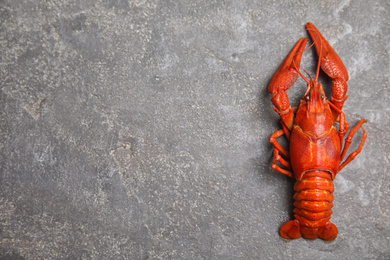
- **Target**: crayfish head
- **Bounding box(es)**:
[305,81,326,113]
[295,81,334,136]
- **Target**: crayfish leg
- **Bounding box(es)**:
[280,219,302,239]
[339,119,367,169]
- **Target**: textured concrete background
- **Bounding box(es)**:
[0,0,389,259]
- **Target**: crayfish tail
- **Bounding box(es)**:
[319,222,338,241]
[291,171,339,240]
[279,219,302,239]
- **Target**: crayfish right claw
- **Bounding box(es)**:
[306,22,349,114]
[268,38,307,130]
[306,23,348,82]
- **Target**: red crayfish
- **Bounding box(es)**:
[268,23,367,240]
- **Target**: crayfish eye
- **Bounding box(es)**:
[305,95,310,101]
[320,94,325,99]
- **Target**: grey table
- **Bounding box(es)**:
[1,1,389,259]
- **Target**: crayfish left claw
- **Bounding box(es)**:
[269,38,308,131]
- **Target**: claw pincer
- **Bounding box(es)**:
[268,23,367,240]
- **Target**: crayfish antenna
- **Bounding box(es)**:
[314,33,322,83]
[294,66,311,97]
[302,70,313,97]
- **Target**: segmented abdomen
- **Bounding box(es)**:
[293,170,334,236]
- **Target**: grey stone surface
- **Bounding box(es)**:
[0,0,389,259]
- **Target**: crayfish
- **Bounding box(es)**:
[268,23,367,240]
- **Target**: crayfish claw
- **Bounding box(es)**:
[268,38,307,130]
[268,38,307,95]
[306,22,348,82]
[306,22,349,115]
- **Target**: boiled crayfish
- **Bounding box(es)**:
[268,23,367,240]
